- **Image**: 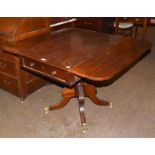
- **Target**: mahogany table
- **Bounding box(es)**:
[11,28,151,132]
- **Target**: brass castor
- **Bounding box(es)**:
[82,123,88,133]
[109,102,113,108]
[44,106,50,114]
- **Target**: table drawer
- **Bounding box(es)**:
[76,18,100,30]
[0,72,19,96]
[0,57,17,77]
[22,58,80,86]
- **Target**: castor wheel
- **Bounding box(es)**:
[44,106,50,114]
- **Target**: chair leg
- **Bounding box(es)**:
[130,27,133,37]
[135,26,138,38]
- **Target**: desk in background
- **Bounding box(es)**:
[50,17,152,40]
[50,17,115,34]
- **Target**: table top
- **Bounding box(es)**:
[3,28,152,82]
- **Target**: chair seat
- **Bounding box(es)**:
[114,22,134,29]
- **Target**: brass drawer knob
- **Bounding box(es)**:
[51,70,57,76]
[65,64,71,69]
[30,62,35,67]
[135,18,139,21]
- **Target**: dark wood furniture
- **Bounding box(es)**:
[7,28,151,132]
[0,17,115,101]
[75,17,114,33]
[0,17,51,101]
[50,17,115,34]
[0,18,152,132]
[115,17,150,39]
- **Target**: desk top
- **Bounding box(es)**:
[2,28,152,82]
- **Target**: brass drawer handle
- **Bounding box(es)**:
[84,22,92,25]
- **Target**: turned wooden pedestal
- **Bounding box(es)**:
[44,81,112,132]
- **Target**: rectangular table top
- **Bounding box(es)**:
[3,28,152,82]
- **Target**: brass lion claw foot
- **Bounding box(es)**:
[44,106,50,114]
[82,123,88,133]
[109,102,113,108]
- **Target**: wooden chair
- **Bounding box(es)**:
[114,17,134,37]
[115,17,150,39]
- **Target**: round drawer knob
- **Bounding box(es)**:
[65,63,72,69]
[135,18,139,21]
[51,70,57,76]
[30,62,35,67]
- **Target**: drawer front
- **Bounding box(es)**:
[0,72,19,96]
[22,58,80,86]
[0,57,17,77]
[133,17,145,24]
[25,70,38,82]
[0,51,18,62]
[76,18,100,30]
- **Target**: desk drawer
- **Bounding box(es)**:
[76,18,100,30]
[0,58,17,77]
[0,72,19,96]
[22,58,80,86]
